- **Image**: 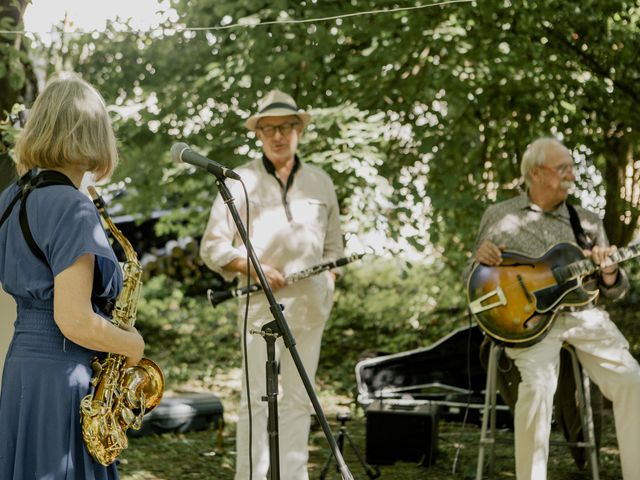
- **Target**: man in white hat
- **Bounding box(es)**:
[200,89,344,480]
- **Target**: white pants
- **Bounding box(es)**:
[234,314,327,480]
[506,308,640,480]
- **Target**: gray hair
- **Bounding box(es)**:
[521,137,565,187]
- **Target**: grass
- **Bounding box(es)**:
[120,280,638,479]
[118,413,623,479]
[118,379,623,479]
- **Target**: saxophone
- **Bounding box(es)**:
[80,186,165,466]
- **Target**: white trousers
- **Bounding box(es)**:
[506,308,640,480]
[234,315,327,480]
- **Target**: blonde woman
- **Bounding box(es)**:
[0,73,145,480]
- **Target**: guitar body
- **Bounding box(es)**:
[467,243,598,347]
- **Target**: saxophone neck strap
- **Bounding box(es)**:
[0,170,113,315]
[0,170,77,265]
[0,170,34,229]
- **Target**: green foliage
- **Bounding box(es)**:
[0,0,32,150]
[135,274,241,388]
[0,10,30,110]
[41,0,638,273]
[606,262,640,359]
[140,236,223,296]
[0,102,25,147]
[136,258,473,396]
[8,0,640,362]
[320,257,468,391]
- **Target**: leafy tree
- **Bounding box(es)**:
[0,0,33,191]
[58,1,638,250]
[14,1,637,319]
[6,0,639,391]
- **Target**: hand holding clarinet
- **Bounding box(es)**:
[207,252,367,308]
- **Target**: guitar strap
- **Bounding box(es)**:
[566,202,593,250]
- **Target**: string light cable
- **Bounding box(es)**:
[0,0,474,36]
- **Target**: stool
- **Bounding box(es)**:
[475,342,599,479]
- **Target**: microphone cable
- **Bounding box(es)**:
[237,179,254,480]
[451,309,476,475]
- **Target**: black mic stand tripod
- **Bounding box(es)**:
[320,412,381,480]
[215,175,354,480]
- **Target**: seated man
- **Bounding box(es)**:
[468,137,640,479]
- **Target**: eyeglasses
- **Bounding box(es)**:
[540,163,574,175]
[257,121,301,138]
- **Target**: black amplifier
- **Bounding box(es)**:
[365,399,439,467]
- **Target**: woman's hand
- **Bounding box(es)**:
[55,253,148,362]
[119,324,145,368]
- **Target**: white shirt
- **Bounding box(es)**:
[200,156,343,327]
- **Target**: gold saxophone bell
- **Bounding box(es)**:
[123,358,165,412]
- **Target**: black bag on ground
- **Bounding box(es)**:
[129,392,224,437]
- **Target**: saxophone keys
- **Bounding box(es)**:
[118,404,136,426]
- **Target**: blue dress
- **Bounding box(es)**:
[0,177,123,479]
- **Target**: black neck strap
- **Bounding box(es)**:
[566,203,593,250]
[1,170,77,264]
[1,170,115,315]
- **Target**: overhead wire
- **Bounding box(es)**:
[0,0,474,36]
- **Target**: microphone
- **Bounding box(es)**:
[171,142,241,180]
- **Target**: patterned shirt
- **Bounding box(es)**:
[469,192,629,300]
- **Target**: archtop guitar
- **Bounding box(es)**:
[467,241,640,347]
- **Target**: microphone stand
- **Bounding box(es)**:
[215,176,354,480]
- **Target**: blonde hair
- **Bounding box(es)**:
[14,72,118,181]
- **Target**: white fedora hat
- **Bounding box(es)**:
[244,89,312,131]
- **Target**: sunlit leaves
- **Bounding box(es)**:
[36,0,639,276]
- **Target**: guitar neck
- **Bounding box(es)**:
[559,243,640,280]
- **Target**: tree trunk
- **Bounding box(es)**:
[602,136,639,247]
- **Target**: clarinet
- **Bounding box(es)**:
[207,252,366,307]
